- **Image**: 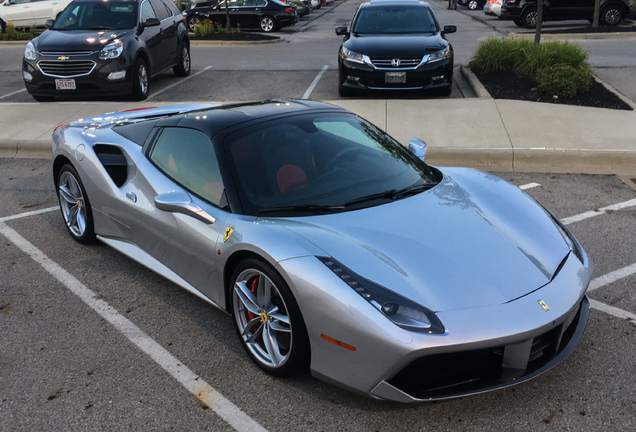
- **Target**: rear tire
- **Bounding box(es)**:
[187,15,201,32]
[131,57,149,101]
[521,8,538,28]
[173,42,191,77]
[259,15,276,32]
[468,0,479,10]
[600,6,623,26]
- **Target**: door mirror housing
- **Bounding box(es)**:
[155,191,216,224]
[143,17,161,28]
[46,18,55,27]
[335,26,349,37]
[409,138,427,162]
[442,25,457,36]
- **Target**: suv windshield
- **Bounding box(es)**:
[51,1,138,30]
[224,112,441,216]
[352,5,438,34]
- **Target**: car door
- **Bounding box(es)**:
[2,0,36,27]
[235,0,258,29]
[122,126,229,304]
[139,0,167,73]
[29,0,62,25]
[149,0,178,64]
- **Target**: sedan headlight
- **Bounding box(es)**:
[318,257,445,334]
[426,48,451,63]
[341,47,368,65]
[98,40,124,60]
[24,41,37,60]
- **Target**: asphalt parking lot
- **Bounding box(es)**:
[1,159,635,431]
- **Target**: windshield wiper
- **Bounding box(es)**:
[89,26,115,30]
[344,183,436,207]
[259,204,345,215]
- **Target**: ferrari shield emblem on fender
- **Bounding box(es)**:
[223,226,234,243]
[538,300,550,311]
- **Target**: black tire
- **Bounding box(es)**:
[56,164,96,244]
[468,0,479,10]
[187,15,201,32]
[259,15,277,32]
[521,8,538,28]
[173,41,191,77]
[0,19,6,34]
[131,57,149,101]
[32,95,55,102]
[600,6,623,26]
[230,257,309,377]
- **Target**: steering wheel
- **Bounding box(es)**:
[325,147,358,171]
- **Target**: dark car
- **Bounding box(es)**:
[501,0,632,28]
[22,0,190,101]
[183,0,298,32]
[335,0,456,97]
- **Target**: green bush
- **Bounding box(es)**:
[469,38,592,98]
[535,64,592,99]
[192,20,241,38]
[1,22,37,41]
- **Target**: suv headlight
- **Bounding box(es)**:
[24,41,37,60]
[98,40,124,60]
[341,47,369,65]
[318,257,445,334]
[426,48,451,63]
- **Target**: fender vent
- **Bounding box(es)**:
[94,144,128,187]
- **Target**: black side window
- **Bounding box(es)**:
[150,128,225,207]
[149,0,170,20]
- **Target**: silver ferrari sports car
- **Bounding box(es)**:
[52,100,592,402]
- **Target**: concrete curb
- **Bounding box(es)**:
[593,73,636,111]
[459,65,491,99]
[508,31,636,40]
[189,37,286,46]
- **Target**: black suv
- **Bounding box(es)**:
[501,0,632,28]
[335,0,456,97]
[22,0,190,101]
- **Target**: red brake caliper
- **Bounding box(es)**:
[247,276,259,327]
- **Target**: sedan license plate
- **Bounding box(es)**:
[385,72,406,84]
[55,79,76,90]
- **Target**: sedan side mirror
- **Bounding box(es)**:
[46,18,54,27]
[335,26,349,37]
[442,25,457,35]
[155,191,216,224]
[408,138,427,162]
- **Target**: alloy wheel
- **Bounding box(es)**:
[58,171,87,238]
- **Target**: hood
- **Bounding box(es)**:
[343,33,448,59]
[35,29,132,52]
[271,168,570,313]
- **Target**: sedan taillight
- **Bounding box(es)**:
[285,7,294,13]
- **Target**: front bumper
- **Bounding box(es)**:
[339,57,453,92]
[23,56,133,98]
[279,248,592,402]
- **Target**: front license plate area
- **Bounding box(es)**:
[385,72,406,84]
[55,79,76,90]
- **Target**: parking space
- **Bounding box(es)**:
[1,159,635,431]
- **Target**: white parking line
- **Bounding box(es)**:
[590,299,636,323]
[0,88,27,100]
[147,65,213,101]
[0,220,267,432]
[519,182,541,190]
[0,206,57,223]
[562,198,636,225]
[302,65,328,100]
[588,263,636,292]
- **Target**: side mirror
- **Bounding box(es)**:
[408,138,427,162]
[143,17,161,27]
[46,18,54,27]
[442,25,457,35]
[335,26,349,37]
[3,0,11,6]
[155,191,216,224]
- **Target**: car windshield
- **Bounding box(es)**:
[224,112,441,216]
[51,1,138,31]
[352,6,438,34]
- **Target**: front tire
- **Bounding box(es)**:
[230,258,309,376]
[173,42,191,77]
[259,15,276,32]
[468,0,479,10]
[57,164,95,244]
[600,6,623,26]
[187,15,201,32]
[131,57,149,101]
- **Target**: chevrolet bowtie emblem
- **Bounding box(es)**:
[58,56,69,60]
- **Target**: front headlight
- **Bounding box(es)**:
[24,41,37,60]
[341,47,368,64]
[98,40,124,60]
[318,257,445,334]
[426,48,451,63]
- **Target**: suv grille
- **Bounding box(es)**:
[38,60,96,77]
[371,58,421,68]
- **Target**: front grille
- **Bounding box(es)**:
[371,58,421,68]
[387,300,585,400]
[40,50,94,56]
[38,60,96,78]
